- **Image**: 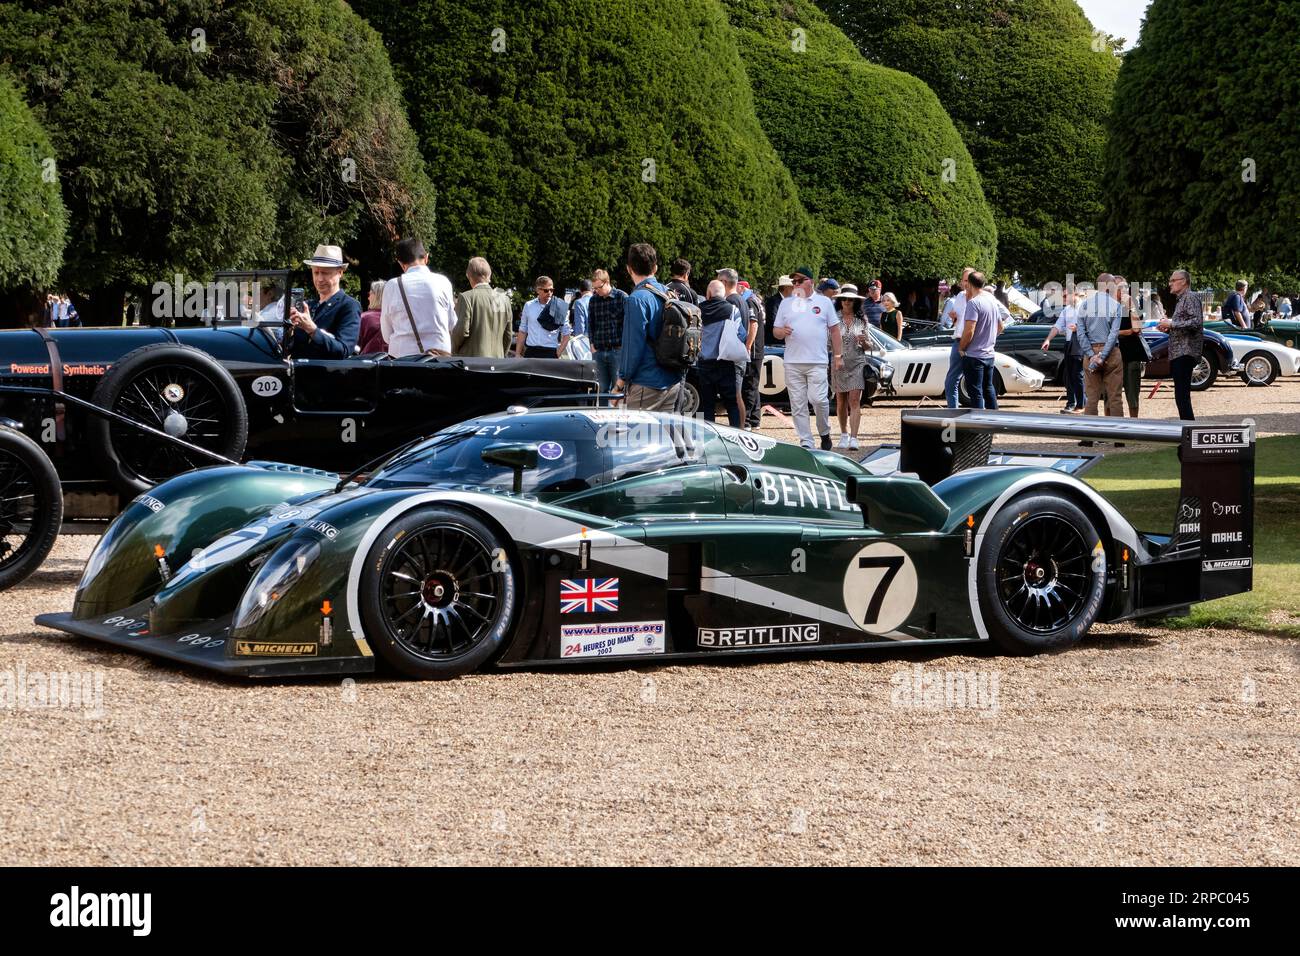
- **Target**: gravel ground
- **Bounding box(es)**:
[1,379,1297,866]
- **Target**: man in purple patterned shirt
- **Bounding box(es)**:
[1157,269,1203,421]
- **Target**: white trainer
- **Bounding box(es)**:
[837,434,851,449]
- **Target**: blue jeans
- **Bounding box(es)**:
[944,339,963,407]
[593,350,620,404]
[962,355,997,409]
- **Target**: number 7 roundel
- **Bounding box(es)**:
[842,543,918,634]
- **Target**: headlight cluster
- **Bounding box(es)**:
[232,538,321,632]
[879,363,895,381]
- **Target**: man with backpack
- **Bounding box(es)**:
[616,243,700,411]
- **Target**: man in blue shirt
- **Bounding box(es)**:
[615,243,682,410]
[514,276,571,358]
[570,279,593,338]
[1075,273,1125,416]
[288,244,361,359]
[1222,280,1249,329]
[862,280,886,327]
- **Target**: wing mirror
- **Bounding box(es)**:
[481,443,539,493]
[844,475,950,533]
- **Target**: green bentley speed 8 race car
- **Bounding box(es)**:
[37,407,1255,679]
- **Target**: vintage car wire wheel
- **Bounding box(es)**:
[0,426,63,591]
[1238,352,1279,387]
[359,506,519,679]
[1189,354,1217,391]
[976,493,1105,654]
[957,370,1004,407]
[89,344,248,495]
[678,379,701,417]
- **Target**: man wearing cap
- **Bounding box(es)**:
[381,238,457,357]
[862,280,886,328]
[288,244,362,360]
[773,266,842,450]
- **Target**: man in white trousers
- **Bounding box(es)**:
[772,266,842,450]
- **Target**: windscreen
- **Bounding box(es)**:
[365,430,606,495]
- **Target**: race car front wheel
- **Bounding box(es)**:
[976,493,1106,654]
[359,506,520,679]
[0,427,63,591]
[89,343,249,495]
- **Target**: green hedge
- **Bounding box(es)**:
[819,0,1118,283]
[352,0,821,289]
[0,73,66,290]
[0,0,433,312]
[727,0,996,281]
[1101,0,1300,276]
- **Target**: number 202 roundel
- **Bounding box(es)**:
[843,543,917,634]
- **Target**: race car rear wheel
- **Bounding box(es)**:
[0,427,63,591]
[89,343,249,495]
[1238,351,1279,386]
[359,506,520,679]
[976,493,1106,654]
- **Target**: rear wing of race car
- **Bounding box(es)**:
[898,409,1255,605]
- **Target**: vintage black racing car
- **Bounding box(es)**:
[37,407,1255,679]
[0,270,593,534]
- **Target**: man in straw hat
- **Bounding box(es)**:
[288,244,361,359]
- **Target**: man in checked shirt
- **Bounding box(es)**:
[587,268,628,404]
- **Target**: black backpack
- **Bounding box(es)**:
[645,286,702,371]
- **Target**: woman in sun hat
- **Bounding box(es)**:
[831,285,869,451]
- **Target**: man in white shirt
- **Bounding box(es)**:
[773,266,842,450]
[380,238,457,357]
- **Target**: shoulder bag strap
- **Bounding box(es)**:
[396,274,427,354]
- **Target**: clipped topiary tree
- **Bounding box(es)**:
[726,0,996,282]
[0,72,66,293]
[0,0,434,323]
[1101,0,1300,276]
[818,0,1118,284]
[352,0,820,290]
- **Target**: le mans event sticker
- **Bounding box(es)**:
[561,621,665,658]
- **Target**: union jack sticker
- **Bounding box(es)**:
[560,578,619,614]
